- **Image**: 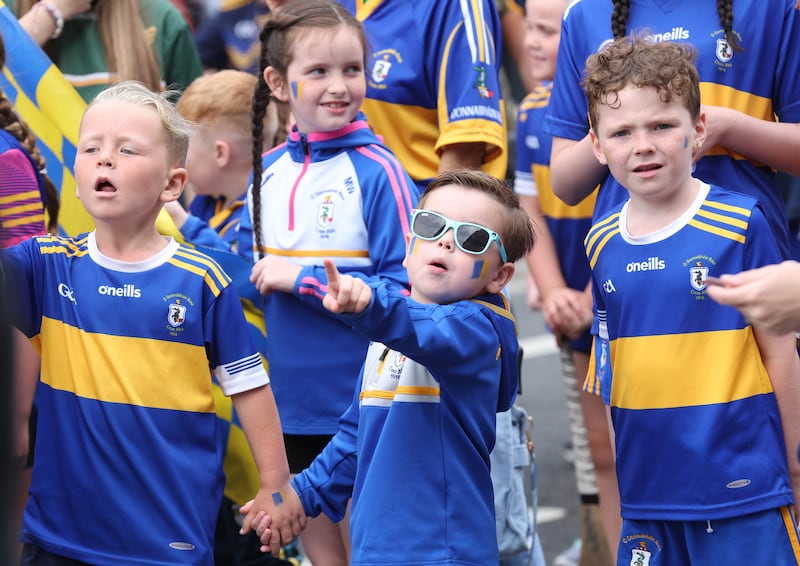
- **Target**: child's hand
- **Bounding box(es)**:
[250,255,302,295]
[163,200,189,229]
[322,258,372,313]
[541,287,593,342]
[239,486,306,554]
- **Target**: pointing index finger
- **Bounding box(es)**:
[323,258,340,295]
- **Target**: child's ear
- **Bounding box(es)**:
[214,139,232,168]
[161,167,188,203]
[264,66,289,103]
[589,128,608,166]
[693,111,707,152]
[402,232,412,268]
[486,262,515,295]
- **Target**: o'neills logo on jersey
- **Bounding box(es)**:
[626,257,665,273]
[98,284,142,298]
[650,27,690,42]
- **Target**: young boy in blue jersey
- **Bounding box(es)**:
[582,36,800,565]
[164,70,298,566]
[247,169,536,564]
[0,81,305,565]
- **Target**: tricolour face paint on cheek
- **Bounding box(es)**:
[290,80,303,100]
[471,260,488,279]
[409,236,419,255]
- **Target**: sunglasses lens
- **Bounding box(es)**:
[413,211,445,239]
[457,225,490,254]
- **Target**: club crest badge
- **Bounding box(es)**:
[630,542,651,566]
[372,57,392,84]
[317,195,334,228]
[168,300,186,328]
[689,261,709,291]
[715,37,733,63]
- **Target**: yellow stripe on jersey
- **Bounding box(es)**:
[585,214,621,269]
[471,297,516,326]
[609,328,771,410]
[535,165,597,219]
[436,22,507,176]
[519,86,550,111]
[702,199,753,218]
[39,237,89,257]
[470,0,487,64]
[361,385,441,402]
[169,248,231,298]
[359,99,439,182]
[695,207,748,231]
[780,506,800,557]
[688,219,746,244]
[699,82,773,161]
[354,0,384,21]
[39,317,215,413]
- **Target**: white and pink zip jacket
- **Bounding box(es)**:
[238,113,419,435]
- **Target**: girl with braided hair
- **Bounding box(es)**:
[238,1,418,563]
[542,0,800,561]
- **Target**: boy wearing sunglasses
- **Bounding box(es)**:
[246,169,535,564]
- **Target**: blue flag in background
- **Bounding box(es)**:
[0,0,92,235]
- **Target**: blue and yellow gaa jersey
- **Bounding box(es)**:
[2,232,268,565]
[584,183,793,521]
[339,0,507,190]
[546,0,800,259]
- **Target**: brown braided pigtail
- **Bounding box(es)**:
[249,0,367,260]
[717,0,742,52]
[611,0,630,39]
[250,20,275,260]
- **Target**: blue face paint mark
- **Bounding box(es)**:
[471,260,485,279]
[684,136,689,148]
[291,81,301,99]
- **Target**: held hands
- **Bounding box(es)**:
[322,258,372,314]
[239,485,306,554]
[250,255,302,295]
[541,286,594,343]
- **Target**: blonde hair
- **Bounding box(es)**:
[17,0,162,91]
[88,81,192,166]
[177,70,281,149]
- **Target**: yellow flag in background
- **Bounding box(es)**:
[0,0,92,235]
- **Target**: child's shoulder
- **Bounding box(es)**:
[27,232,91,256]
[172,243,233,289]
[520,83,553,109]
[704,183,760,211]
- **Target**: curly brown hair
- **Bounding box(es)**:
[582,36,701,131]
